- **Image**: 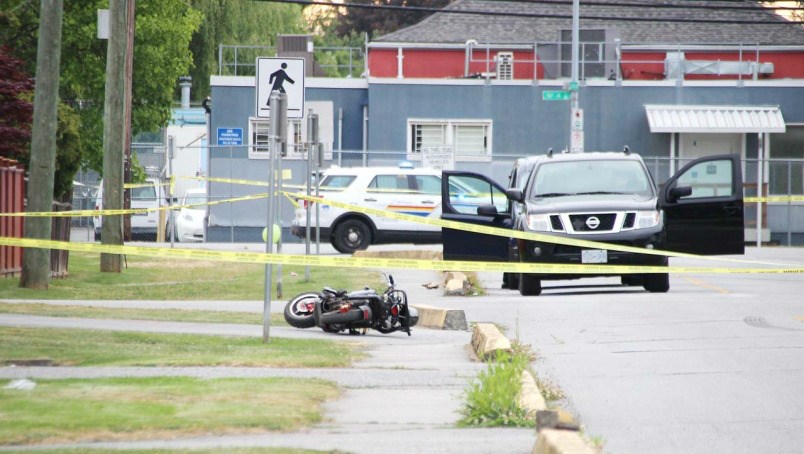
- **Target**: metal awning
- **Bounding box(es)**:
[645,105,786,133]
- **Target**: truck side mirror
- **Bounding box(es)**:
[477,204,499,216]
[505,189,524,203]
[669,185,692,201]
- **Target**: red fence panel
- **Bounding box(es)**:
[1,157,25,277]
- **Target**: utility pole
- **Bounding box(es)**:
[569,0,584,153]
[122,0,136,241]
[20,0,64,289]
[100,0,129,272]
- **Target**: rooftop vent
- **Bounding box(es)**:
[497,52,513,80]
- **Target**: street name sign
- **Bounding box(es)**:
[543,91,571,101]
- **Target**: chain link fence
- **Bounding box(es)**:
[69,147,804,246]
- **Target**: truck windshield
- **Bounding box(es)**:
[531,160,653,198]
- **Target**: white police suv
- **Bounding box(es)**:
[290,166,455,253]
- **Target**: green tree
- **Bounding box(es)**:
[1,0,202,180]
[59,1,201,173]
[188,0,306,101]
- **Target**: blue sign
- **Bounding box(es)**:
[217,128,243,146]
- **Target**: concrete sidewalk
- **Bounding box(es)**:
[0,268,537,453]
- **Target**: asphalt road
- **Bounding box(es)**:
[434,247,804,454]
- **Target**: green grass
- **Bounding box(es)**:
[0,450,339,454]
[0,327,363,368]
[0,377,340,445]
[0,302,287,326]
[459,351,534,428]
[0,251,383,300]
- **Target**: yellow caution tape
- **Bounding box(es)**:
[0,193,271,218]
[1,237,803,275]
[123,181,171,189]
[745,195,804,203]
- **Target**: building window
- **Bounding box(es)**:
[249,119,271,158]
[560,29,607,79]
[249,118,303,159]
[769,125,804,196]
[408,120,492,161]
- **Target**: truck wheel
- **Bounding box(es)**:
[643,273,670,293]
[503,272,520,290]
[621,275,644,286]
[332,219,371,254]
[519,273,542,296]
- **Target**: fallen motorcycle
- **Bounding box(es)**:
[283,275,418,336]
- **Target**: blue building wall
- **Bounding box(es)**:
[209,78,804,242]
[207,82,367,240]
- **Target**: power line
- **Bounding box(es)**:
[504,0,802,12]
[257,0,804,24]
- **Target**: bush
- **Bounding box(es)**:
[459,351,533,427]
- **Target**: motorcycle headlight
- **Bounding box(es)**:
[635,210,660,229]
[526,214,552,232]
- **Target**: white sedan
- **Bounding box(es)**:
[175,188,206,242]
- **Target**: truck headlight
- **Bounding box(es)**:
[635,210,660,229]
[526,214,552,231]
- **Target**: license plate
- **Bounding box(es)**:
[581,249,607,264]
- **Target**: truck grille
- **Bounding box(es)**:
[568,213,616,232]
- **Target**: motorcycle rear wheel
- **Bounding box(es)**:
[284,292,319,328]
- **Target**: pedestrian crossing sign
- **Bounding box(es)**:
[256,57,305,119]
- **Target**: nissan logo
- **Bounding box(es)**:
[585,216,601,229]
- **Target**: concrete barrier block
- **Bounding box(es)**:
[411,304,468,330]
[520,371,547,416]
[443,271,469,295]
[471,323,512,360]
[533,428,596,454]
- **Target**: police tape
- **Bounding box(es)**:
[745,195,804,203]
[184,175,804,202]
[288,192,798,268]
[1,180,801,270]
[0,192,271,218]
[2,236,803,275]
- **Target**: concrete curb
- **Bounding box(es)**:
[520,370,547,417]
[469,323,594,454]
[411,304,468,330]
[532,428,596,454]
[443,271,470,296]
[470,323,512,360]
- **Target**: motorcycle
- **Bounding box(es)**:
[283,275,419,336]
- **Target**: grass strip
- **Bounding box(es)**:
[459,351,534,428]
[0,327,362,368]
[0,251,382,301]
[0,377,339,445]
[0,450,337,454]
[0,302,286,326]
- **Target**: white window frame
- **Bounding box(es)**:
[248,101,334,160]
[407,119,492,163]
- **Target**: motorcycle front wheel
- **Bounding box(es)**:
[284,292,319,328]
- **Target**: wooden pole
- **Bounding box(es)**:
[20,0,64,289]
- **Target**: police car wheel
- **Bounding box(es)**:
[332,219,371,254]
